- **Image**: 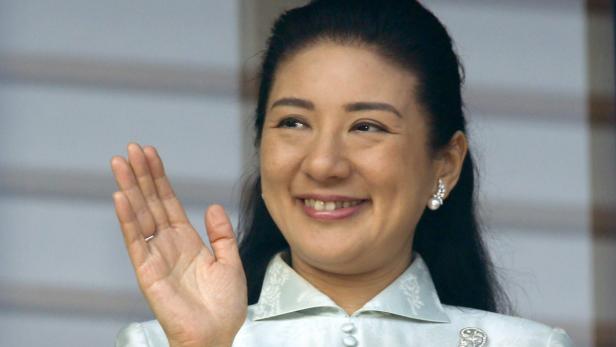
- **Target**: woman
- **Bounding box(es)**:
[111,1,575,346]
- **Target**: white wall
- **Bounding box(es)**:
[0,1,242,346]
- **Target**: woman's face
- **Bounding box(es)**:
[260,42,440,274]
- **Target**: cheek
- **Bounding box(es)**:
[260,140,282,191]
[357,140,432,212]
[357,138,430,183]
[259,132,304,194]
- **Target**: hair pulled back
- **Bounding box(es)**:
[238,0,509,313]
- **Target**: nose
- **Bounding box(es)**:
[300,132,352,183]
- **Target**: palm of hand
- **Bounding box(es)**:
[111,144,247,347]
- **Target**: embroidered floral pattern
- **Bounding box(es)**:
[399,273,424,315]
[254,251,450,323]
[254,258,292,318]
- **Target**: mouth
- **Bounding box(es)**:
[302,198,363,211]
[296,196,368,220]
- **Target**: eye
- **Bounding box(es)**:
[352,121,386,133]
[276,117,307,129]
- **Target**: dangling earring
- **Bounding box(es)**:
[428,178,446,210]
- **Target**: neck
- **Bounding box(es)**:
[289,249,413,315]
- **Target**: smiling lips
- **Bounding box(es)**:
[303,198,363,211]
[298,196,367,220]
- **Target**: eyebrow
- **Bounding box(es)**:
[270,97,402,118]
[270,97,315,110]
[344,102,402,118]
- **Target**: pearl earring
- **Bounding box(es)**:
[428,178,446,210]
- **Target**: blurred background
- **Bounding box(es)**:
[0,1,614,346]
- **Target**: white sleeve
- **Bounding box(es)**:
[116,321,169,347]
[547,327,576,347]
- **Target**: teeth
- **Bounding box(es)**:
[303,199,362,211]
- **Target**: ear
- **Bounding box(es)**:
[432,130,468,199]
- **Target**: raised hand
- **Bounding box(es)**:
[111,143,247,347]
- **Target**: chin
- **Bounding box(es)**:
[289,237,366,270]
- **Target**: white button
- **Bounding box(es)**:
[342,335,358,346]
[341,322,356,334]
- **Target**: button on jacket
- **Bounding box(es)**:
[116,251,575,347]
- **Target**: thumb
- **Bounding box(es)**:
[204,204,241,266]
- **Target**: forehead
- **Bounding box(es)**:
[269,42,419,110]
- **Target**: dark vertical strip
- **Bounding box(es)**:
[587,1,616,346]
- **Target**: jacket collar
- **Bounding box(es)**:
[253,250,450,323]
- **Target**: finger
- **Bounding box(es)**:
[204,204,241,266]
[113,191,149,266]
[110,156,157,236]
[143,146,189,225]
[127,143,171,230]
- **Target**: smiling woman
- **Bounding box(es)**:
[260,42,459,293]
[111,1,576,347]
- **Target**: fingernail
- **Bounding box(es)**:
[128,143,141,152]
[208,205,225,225]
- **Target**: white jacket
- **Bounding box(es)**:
[116,252,575,347]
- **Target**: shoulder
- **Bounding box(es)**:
[114,309,261,347]
[443,305,575,347]
[115,308,576,347]
[115,321,168,347]
[115,315,259,347]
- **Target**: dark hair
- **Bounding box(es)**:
[238,0,510,313]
